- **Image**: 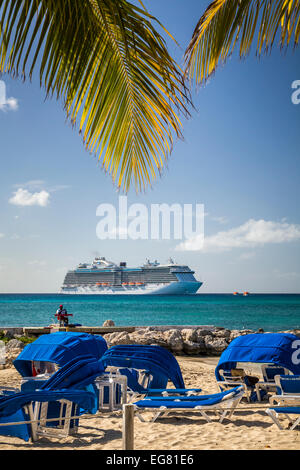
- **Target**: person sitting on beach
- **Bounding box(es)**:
[55,305,72,327]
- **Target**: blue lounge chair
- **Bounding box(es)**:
[14,332,107,377]
[133,386,244,423]
[102,345,184,386]
[215,333,300,403]
[101,345,202,398]
[255,365,291,402]
[39,355,105,390]
[21,354,127,413]
[0,389,96,441]
[268,375,300,406]
[0,355,106,442]
[266,406,300,430]
[266,375,300,430]
[38,355,106,414]
[16,356,106,438]
[216,368,253,402]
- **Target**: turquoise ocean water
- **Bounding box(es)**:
[0,294,299,331]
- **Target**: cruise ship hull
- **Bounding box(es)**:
[60,257,203,295]
[60,281,202,295]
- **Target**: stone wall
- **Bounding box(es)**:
[0,339,26,369]
[102,326,300,356]
[1,326,300,369]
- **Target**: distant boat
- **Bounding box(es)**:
[233,292,239,296]
[243,291,250,296]
[60,256,203,295]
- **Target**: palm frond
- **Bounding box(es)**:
[0,0,190,192]
[185,0,300,85]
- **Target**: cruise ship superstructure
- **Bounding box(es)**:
[60,257,202,295]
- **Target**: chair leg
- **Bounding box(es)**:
[152,411,167,422]
[26,403,38,442]
[31,399,78,439]
[227,397,242,420]
[199,410,212,423]
[290,416,300,430]
[217,395,243,424]
[266,409,284,430]
[32,401,42,439]
[62,401,72,436]
[134,408,165,423]
[255,384,261,402]
[135,410,146,422]
[58,401,65,428]
[267,410,300,431]
[242,385,251,403]
[219,409,229,423]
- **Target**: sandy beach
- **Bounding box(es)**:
[0,356,299,451]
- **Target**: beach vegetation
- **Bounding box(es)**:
[0,331,10,344]
[17,335,36,345]
[0,331,35,344]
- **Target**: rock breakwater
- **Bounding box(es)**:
[102,326,300,356]
[1,325,300,369]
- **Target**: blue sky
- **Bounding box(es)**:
[0,0,300,293]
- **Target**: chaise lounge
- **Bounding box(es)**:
[133,385,244,423]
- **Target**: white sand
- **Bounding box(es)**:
[0,357,299,450]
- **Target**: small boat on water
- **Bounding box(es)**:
[233,291,250,296]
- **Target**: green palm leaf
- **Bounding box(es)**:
[0,0,190,192]
[185,0,300,85]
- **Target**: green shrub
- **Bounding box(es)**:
[0,332,36,345]
[0,332,10,344]
[17,336,36,345]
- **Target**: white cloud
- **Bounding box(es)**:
[238,251,256,260]
[273,269,300,280]
[56,266,68,273]
[176,218,300,252]
[13,180,70,194]
[210,216,229,225]
[48,184,71,193]
[3,97,18,111]
[9,188,50,207]
[0,233,4,239]
[13,180,46,189]
[28,260,46,267]
[0,81,18,112]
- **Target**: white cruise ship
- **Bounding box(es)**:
[60,257,202,295]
